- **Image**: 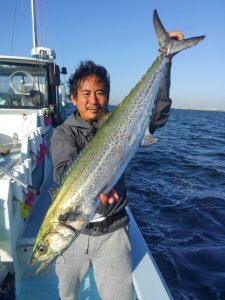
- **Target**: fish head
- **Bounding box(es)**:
[29,225,76,274]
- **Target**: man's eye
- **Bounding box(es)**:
[96,91,105,96]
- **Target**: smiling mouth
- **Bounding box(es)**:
[88,108,98,112]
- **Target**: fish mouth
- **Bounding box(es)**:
[35,256,57,274]
[29,252,58,274]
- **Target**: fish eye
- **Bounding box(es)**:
[38,244,46,253]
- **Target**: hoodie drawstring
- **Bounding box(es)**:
[85,234,90,254]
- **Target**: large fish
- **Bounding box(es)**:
[29,10,205,273]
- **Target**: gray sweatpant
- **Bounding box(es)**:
[55,227,133,300]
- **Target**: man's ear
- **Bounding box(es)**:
[71,95,77,106]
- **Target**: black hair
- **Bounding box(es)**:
[69,60,110,99]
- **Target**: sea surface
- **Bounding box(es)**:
[125,108,225,300]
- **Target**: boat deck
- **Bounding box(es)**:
[17,266,101,300]
[20,155,55,240]
[0,144,21,173]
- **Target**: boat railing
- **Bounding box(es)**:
[0,108,53,291]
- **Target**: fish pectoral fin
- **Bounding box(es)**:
[58,221,80,235]
[59,210,88,223]
[141,131,158,147]
[58,207,89,232]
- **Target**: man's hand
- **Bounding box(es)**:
[168,31,184,41]
[99,189,119,204]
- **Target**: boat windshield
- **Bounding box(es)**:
[0,63,48,108]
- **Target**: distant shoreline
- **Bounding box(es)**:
[172,107,225,112]
[109,104,225,113]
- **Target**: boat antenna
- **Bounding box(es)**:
[10,0,18,55]
[37,0,44,46]
[31,0,38,50]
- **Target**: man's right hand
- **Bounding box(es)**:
[99,189,119,204]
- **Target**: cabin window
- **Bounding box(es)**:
[0,63,48,108]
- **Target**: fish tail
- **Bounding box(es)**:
[153,9,205,57]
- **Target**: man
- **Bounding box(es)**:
[51,33,181,298]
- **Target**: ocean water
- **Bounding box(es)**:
[126,109,225,300]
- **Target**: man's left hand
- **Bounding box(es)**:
[168,31,184,41]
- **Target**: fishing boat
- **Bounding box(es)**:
[0,1,172,299]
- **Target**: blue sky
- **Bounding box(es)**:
[1,0,225,110]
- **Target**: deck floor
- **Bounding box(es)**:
[17,266,101,300]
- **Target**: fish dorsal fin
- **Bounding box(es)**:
[97,109,112,128]
[49,187,58,200]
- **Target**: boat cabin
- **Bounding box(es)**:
[0,55,66,125]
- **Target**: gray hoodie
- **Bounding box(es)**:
[51,111,129,235]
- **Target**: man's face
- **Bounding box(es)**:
[71,75,108,122]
